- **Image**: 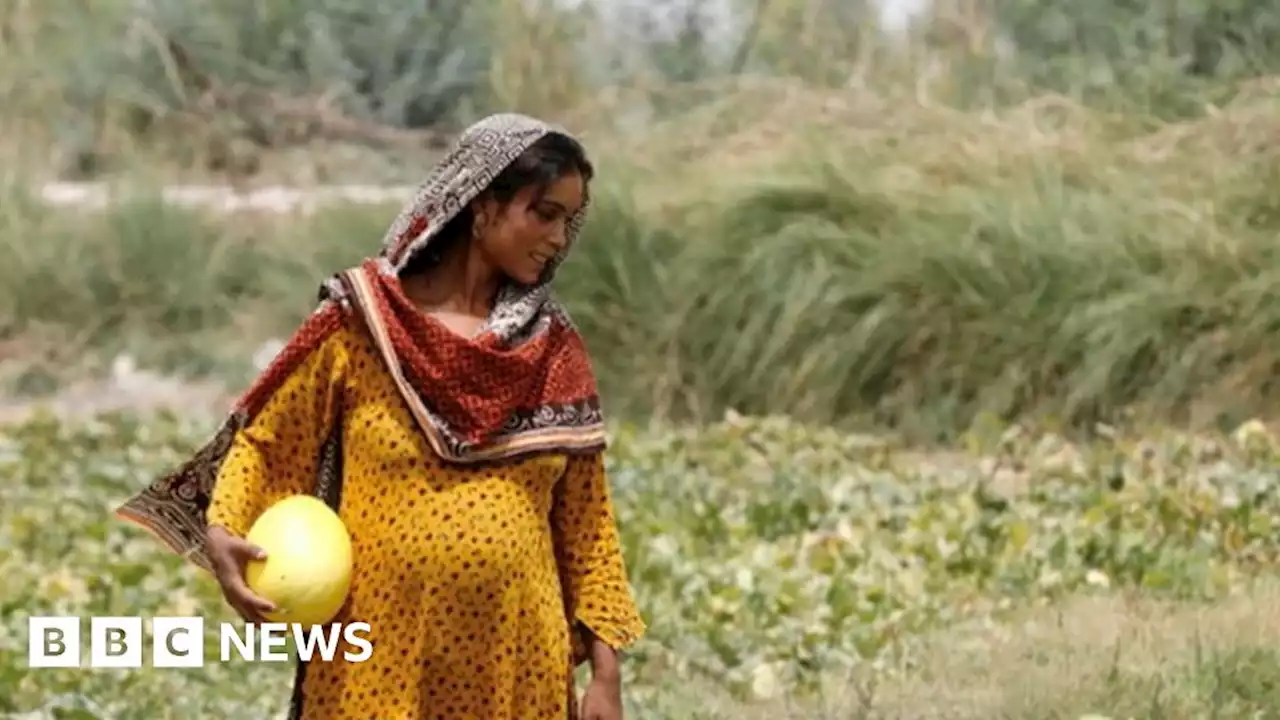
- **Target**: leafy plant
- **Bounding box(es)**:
[4,412,1280,716]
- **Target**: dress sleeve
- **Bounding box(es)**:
[551,451,646,662]
[206,328,349,538]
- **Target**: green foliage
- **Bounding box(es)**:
[989,0,1280,114]
[50,0,494,132]
[155,0,492,128]
[3,413,1280,716]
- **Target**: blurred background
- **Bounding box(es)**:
[5,0,1280,717]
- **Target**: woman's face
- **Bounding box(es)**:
[473,171,585,286]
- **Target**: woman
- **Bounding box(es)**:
[116,113,645,720]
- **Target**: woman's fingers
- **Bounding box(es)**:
[210,534,277,622]
[227,598,262,624]
[223,571,278,620]
[227,536,268,562]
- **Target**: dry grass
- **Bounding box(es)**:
[878,585,1280,718]
[661,583,1280,719]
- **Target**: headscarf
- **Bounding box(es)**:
[115,113,606,571]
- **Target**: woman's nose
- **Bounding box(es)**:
[546,226,568,251]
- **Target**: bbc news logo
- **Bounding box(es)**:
[28,616,373,668]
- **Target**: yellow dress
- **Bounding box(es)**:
[205,318,646,719]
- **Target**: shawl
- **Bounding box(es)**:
[114,113,607,572]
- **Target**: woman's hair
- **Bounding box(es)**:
[399,132,594,277]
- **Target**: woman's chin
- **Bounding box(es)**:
[512,266,543,285]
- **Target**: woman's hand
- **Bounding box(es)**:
[206,524,277,623]
[580,630,624,720]
[579,673,623,720]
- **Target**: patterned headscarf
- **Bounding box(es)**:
[115,113,606,572]
[325,112,591,337]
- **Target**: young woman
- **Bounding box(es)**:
[117,113,645,720]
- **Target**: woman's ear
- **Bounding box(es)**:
[470,195,503,238]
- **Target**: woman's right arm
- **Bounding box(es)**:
[205,325,350,621]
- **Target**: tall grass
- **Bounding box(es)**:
[5,83,1280,439]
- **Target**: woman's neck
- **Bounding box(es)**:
[400,243,502,318]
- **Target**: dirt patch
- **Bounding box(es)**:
[38,181,413,215]
[0,362,233,426]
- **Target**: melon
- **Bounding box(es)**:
[244,495,353,627]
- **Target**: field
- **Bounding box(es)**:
[6,0,1280,718]
[7,412,1280,718]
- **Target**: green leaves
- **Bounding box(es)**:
[5,406,1280,715]
[606,415,1280,702]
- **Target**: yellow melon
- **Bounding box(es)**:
[244,495,353,627]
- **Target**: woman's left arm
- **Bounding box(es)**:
[551,451,646,680]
